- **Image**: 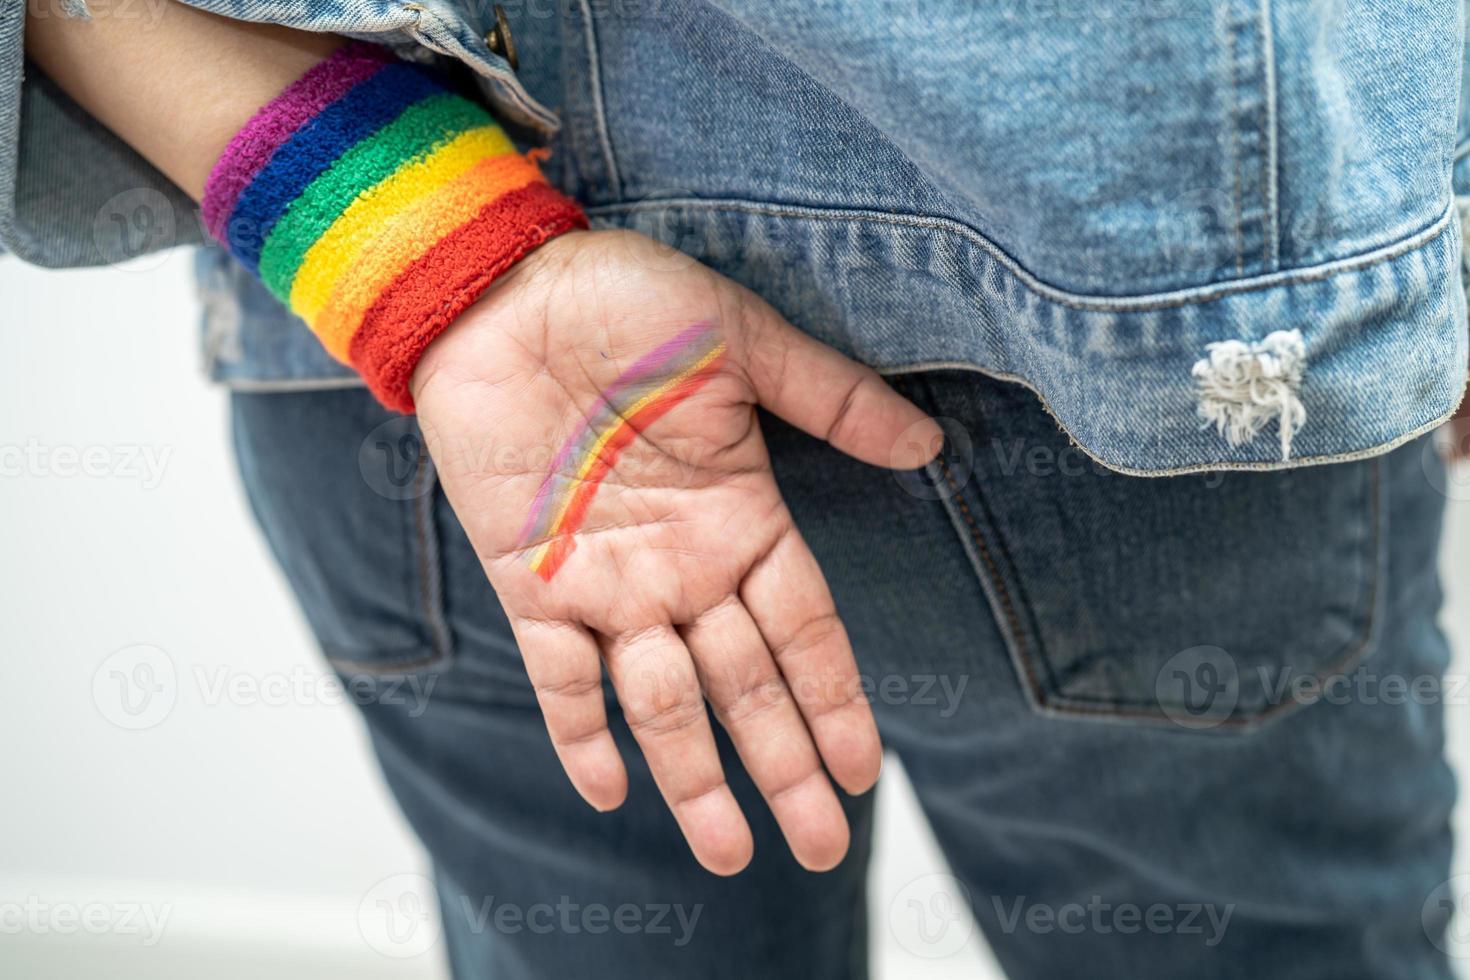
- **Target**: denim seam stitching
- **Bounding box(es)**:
[918,412,1054,705]
[172,2,557,130]
[587,195,1455,313]
[938,456,1033,679]
[934,435,1145,720]
[1224,7,1246,276]
[881,359,1460,478]
[215,376,367,393]
[324,646,445,673]
[575,0,622,200]
[1259,0,1281,270]
[895,375,1059,710]
[414,454,455,664]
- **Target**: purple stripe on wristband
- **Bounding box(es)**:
[200,41,395,239]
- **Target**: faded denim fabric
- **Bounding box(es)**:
[229,375,1457,978]
[3,0,1469,473]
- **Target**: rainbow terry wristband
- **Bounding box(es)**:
[201,42,586,412]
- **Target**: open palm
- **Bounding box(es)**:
[411,230,940,874]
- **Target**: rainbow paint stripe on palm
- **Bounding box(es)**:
[518,324,728,581]
[201,42,585,412]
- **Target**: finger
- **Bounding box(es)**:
[510,615,628,812]
[737,294,942,467]
[682,596,850,872]
[741,525,882,796]
[603,625,754,875]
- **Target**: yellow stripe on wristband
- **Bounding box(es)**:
[289,125,515,322]
[313,152,547,359]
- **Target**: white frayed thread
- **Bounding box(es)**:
[1191,328,1306,461]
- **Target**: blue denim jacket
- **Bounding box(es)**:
[4,0,1468,473]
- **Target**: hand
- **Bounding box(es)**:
[411,229,942,874]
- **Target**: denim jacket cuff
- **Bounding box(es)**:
[0,5,204,268]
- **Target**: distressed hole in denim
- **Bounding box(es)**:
[1193,329,1307,460]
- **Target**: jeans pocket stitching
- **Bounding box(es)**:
[412,455,455,668]
[895,373,1072,713]
[931,444,1049,701]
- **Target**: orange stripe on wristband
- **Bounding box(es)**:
[290,126,516,324]
[313,153,547,360]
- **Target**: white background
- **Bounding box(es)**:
[2,251,1468,978]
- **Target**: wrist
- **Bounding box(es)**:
[410,229,591,405]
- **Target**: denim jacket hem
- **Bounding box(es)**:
[586,193,1467,475]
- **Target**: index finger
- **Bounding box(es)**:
[736,293,942,468]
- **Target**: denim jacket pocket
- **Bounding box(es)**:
[903,371,1382,733]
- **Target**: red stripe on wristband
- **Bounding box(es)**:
[348,182,589,413]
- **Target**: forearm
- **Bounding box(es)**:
[25,1,338,201]
[24,0,584,411]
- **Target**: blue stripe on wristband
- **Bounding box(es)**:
[225,63,447,268]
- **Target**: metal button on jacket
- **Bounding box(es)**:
[484,4,518,71]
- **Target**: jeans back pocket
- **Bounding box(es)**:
[904,370,1381,732]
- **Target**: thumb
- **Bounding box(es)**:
[735,297,944,469]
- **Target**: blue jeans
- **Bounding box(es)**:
[230,371,1456,979]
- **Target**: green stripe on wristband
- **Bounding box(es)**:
[257,93,494,299]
